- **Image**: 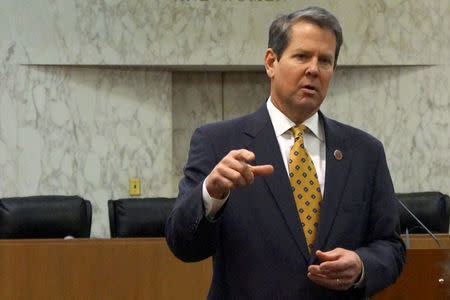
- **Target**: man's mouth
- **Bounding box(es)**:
[302,85,317,93]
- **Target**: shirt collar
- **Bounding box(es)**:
[266,97,324,141]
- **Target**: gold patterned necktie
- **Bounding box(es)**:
[288,125,322,253]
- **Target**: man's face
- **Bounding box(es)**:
[265,21,336,124]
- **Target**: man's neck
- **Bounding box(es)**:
[269,96,318,125]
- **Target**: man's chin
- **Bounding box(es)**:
[294,95,323,110]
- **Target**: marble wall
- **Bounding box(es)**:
[2,0,448,65]
[1,0,448,237]
[0,63,173,237]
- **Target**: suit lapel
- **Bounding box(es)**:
[243,104,311,262]
[313,113,352,253]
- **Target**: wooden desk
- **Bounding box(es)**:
[403,233,450,249]
[0,235,448,299]
[0,238,212,300]
[373,234,450,300]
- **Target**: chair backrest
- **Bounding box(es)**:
[397,192,450,233]
[0,195,92,238]
[108,197,175,238]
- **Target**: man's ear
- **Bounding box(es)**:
[264,48,277,79]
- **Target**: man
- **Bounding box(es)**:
[166,6,405,299]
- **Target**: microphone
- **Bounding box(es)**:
[397,199,441,248]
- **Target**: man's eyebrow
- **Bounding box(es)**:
[291,49,334,60]
[291,47,308,52]
[290,48,311,55]
[319,53,334,59]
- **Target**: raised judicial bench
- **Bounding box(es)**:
[372,234,450,300]
[0,238,211,300]
[0,235,448,300]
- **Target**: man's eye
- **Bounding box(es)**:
[320,58,332,65]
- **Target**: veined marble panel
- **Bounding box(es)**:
[323,65,449,195]
[223,72,270,119]
[1,0,448,66]
[172,72,222,181]
[0,63,172,237]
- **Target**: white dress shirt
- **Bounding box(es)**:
[266,98,326,192]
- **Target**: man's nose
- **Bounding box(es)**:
[305,58,319,76]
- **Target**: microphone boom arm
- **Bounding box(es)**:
[398,199,441,248]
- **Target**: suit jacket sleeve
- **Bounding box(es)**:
[165,126,223,262]
[355,143,406,297]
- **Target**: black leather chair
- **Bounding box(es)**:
[108,197,175,238]
[0,195,92,238]
[397,192,450,234]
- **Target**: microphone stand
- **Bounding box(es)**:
[398,199,441,248]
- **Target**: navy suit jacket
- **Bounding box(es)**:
[166,104,405,299]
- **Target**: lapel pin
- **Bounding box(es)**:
[334,149,343,160]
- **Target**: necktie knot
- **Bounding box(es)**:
[291,125,307,141]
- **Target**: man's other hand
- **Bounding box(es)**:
[307,248,363,291]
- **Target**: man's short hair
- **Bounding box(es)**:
[268,6,343,68]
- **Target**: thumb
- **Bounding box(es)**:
[316,248,341,262]
[251,164,274,177]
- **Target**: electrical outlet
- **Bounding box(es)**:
[129,178,141,196]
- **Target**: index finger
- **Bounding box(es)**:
[317,259,352,275]
[230,149,255,162]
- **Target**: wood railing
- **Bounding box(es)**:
[0,238,211,300]
[0,234,448,299]
[372,234,449,300]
